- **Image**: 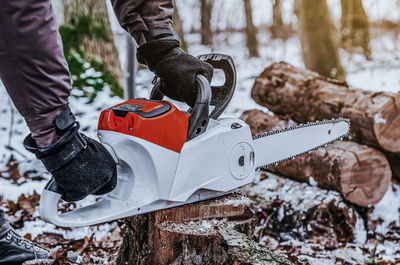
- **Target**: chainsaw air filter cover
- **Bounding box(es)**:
[98,99,189,153]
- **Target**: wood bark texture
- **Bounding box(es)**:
[241,109,391,207]
[116,194,294,265]
[340,0,371,57]
[251,62,400,155]
[243,0,259,57]
[63,0,122,83]
[294,0,345,81]
[200,0,213,45]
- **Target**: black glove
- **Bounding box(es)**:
[137,29,213,107]
[24,107,117,202]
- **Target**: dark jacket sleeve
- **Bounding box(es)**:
[110,0,174,45]
[0,0,71,148]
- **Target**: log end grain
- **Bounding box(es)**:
[337,142,392,207]
[374,93,400,153]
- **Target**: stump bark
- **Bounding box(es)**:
[116,193,294,265]
[241,109,391,207]
[251,62,400,154]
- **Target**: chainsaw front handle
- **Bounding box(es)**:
[187,75,212,140]
[151,75,212,140]
[197,53,236,119]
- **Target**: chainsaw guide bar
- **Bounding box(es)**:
[252,117,351,170]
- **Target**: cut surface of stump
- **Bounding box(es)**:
[241,109,391,207]
[251,62,400,153]
[117,193,294,265]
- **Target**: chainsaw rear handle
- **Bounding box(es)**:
[151,75,212,141]
[39,178,63,224]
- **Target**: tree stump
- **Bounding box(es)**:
[241,109,391,207]
[251,62,400,154]
[116,193,294,265]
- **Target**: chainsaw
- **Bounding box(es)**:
[39,54,350,227]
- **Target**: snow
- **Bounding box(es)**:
[161,218,224,235]
[370,184,400,231]
[374,113,387,124]
[242,173,342,211]
[210,193,252,207]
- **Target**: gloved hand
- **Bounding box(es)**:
[24,107,117,202]
[137,29,213,107]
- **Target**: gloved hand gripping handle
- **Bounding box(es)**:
[150,53,237,140]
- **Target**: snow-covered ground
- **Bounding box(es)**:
[1,3,400,263]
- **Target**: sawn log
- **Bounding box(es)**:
[251,62,400,154]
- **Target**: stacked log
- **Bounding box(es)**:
[251,62,400,153]
[251,62,400,181]
[241,109,391,207]
[117,193,294,265]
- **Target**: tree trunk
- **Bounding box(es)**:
[294,0,345,81]
[271,0,283,39]
[201,0,213,45]
[251,62,400,155]
[62,0,122,95]
[243,0,259,57]
[340,0,371,58]
[116,194,294,265]
[173,0,188,53]
[241,109,391,207]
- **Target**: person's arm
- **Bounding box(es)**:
[111,0,174,45]
[0,0,71,148]
[0,0,117,202]
[111,0,214,107]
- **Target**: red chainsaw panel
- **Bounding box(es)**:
[98,99,189,153]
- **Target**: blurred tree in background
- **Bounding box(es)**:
[243,0,259,57]
[295,0,346,81]
[340,0,371,59]
[271,0,283,39]
[201,0,214,45]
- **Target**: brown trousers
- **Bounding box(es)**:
[0,0,173,147]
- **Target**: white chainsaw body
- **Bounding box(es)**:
[39,54,350,227]
[40,118,256,227]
